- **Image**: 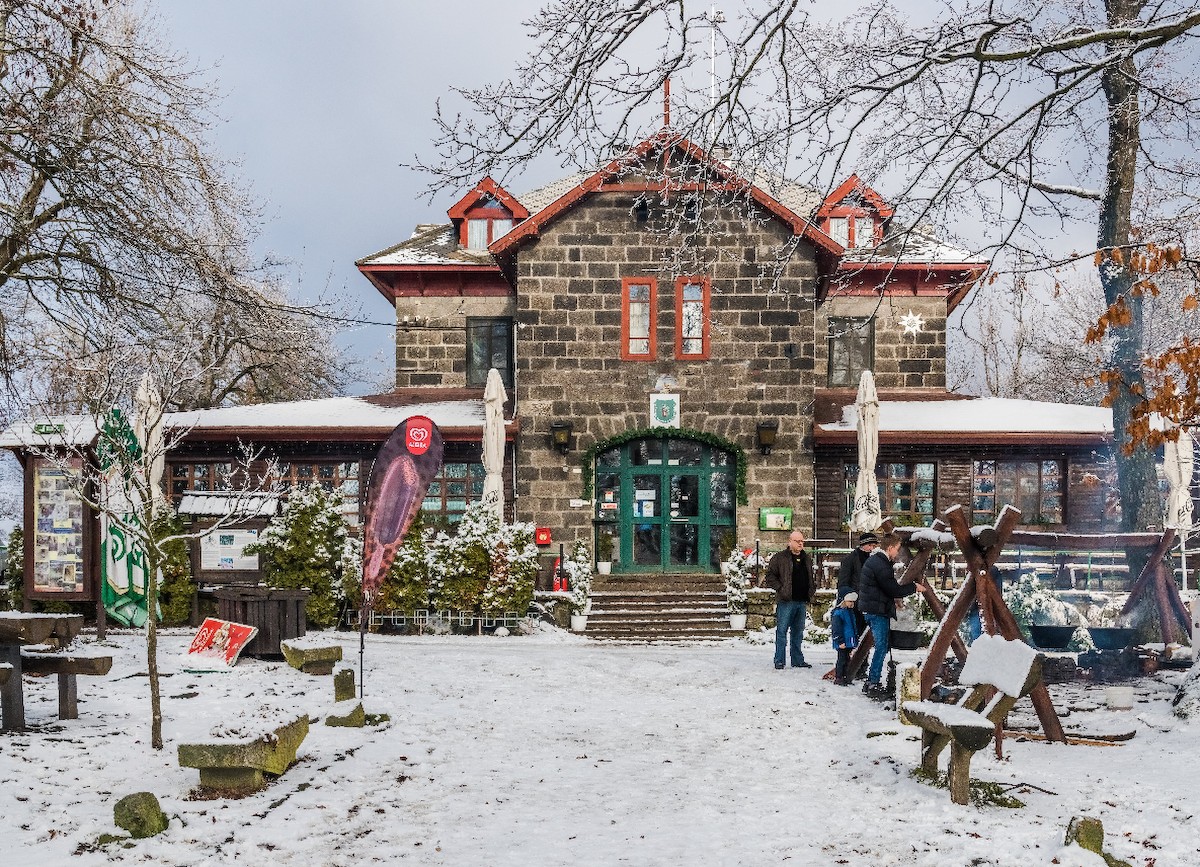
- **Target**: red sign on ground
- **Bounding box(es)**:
[185,617,258,668]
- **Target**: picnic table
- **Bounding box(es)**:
[0,612,83,732]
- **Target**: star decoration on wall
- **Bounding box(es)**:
[899,310,925,336]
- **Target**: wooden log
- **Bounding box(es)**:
[1005,530,1166,550]
[1121,530,1177,614]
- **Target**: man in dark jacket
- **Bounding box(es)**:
[764,530,816,669]
[859,533,926,697]
[837,531,877,640]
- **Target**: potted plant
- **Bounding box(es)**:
[718,529,736,575]
[595,530,614,575]
[725,547,749,630]
[563,541,592,631]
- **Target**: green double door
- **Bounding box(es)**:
[594,437,735,572]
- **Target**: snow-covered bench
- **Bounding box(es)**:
[901,634,1042,805]
[21,648,113,720]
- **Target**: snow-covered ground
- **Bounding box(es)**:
[4,628,1195,866]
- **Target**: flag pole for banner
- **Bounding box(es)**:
[358,415,443,700]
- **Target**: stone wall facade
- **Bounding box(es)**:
[393,295,516,389]
[511,190,821,552]
[816,295,947,390]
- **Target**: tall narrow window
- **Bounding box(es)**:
[675,277,710,359]
[853,216,876,247]
[621,278,656,360]
[828,217,849,247]
[828,317,874,386]
[466,219,489,250]
[467,318,514,387]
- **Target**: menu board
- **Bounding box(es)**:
[32,457,86,595]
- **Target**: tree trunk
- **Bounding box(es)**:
[146,538,163,750]
[1099,0,1159,554]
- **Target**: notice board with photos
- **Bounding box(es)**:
[30,456,88,599]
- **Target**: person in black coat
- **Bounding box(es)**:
[858,533,926,696]
[837,531,877,640]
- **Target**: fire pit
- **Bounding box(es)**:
[1087,627,1139,651]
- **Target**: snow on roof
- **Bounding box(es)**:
[357,224,496,267]
[0,415,101,449]
[170,394,496,432]
[843,226,980,265]
[177,492,279,517]
[516,172,592,214]
[1,394,506,453]
[819,397,1114,435]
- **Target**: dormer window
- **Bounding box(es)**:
[817,175,895,252]
[447,177,529,252]
[827,215,877,248]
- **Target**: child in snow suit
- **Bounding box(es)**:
[830,592,859,686]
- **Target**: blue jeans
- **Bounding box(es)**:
[865,613,891,685]
[774,601,807,667]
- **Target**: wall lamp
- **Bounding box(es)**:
[756,420,778,456]
[550,420,574,456]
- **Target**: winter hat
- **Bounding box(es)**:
[843,592,858,603]
[857,532,879,546]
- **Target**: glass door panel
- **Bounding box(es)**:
[632,474,662,566]
[669,523,700,567]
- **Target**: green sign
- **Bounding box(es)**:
[758,507,793,531]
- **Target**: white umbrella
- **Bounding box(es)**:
[481,367,507,519]
[850,369,882,534]
[134,371,166,513]
[1163,428,1195,595]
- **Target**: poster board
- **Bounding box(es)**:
[30,457,87,598]
[758,507,793,531]
[199,529,260,571]
[184,617,258,670]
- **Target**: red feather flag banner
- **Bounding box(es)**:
[357,416,443,695]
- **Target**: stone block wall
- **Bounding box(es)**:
[817,295,947,389]
[393,295,516,388]
[513,190,820,550]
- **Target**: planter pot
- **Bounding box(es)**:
[570,614,588,632]
[213,586,309,658]
[729,613,747,630]
[597,562,612,575]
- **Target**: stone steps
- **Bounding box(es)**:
[584,573,738,643]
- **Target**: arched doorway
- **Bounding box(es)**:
[593,436,735,572]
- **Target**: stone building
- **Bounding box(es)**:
[357,132,1118,571]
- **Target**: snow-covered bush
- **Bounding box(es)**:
[1001,571,1085,641]
[428,503,538,616]
[340,511,432,617]
[1173,661,1200,719]
[725,547,750,614]
[246,483,347,628]
[561,540,592,615]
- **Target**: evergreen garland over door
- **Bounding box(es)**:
[594,436,734,572]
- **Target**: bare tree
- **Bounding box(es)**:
[16,354,280,749]
[0,0,352,410]
[420,0,1200,538]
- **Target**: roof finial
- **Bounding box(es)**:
[663,78,671,128]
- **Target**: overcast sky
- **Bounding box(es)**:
[155,1,556,393]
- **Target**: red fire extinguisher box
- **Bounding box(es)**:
[535,527,552,546]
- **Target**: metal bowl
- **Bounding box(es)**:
[1087,627,1139,651]
[890,629,928,650]
[1029,624,1077,649]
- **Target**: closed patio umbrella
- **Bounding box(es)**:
[482,367,507,518]
[850,369,882,535]
[1164,428,1195,592]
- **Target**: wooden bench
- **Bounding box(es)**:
[901,634,1042,805]
[21,650,113,720]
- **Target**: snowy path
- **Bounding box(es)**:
[2,629,1195,866]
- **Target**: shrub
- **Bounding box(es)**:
[561,540,592,615]
[428,504,538,616]
[154,512,195,627]
[246,484,347,628]
[4,528,22,609]
[725,547,750,614]
[1001,570,1084,641]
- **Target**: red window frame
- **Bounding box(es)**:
[823,207,877,248]
[674,276,711,360]
[620,277,657,361]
